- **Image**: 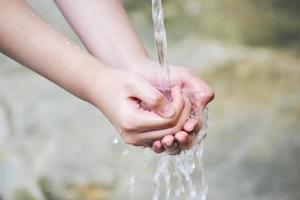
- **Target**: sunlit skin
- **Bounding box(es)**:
[0,0,214,155]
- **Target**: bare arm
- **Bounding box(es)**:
[54,0,149,69]
[0,0,188,147]
[0,0,107,101]
[54,0,214,108]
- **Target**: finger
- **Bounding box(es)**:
[183,117,202,132]
[174,131,190,148]
[170,85,185,120]
[130,86,185,132]
[151,140,165,153]
[137,89,192,143]
[183,118,201,148]
[161,135,181,155]
[129,75,175,118]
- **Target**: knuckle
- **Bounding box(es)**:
[121,122,134,132]
[120,116,136,132]
[123,135,133,145]
[123,135,139,146]
[150,94,164,108]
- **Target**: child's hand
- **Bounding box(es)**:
[88,67,192,147]
[52,0,214,154]
[0,0,210,155]
[129,60,215,154]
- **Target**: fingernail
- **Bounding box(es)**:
[161,103,175,118]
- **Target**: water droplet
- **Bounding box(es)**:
[117,127,122,133]
[112,137,119,144]
[129,174,136,196]
[65,40,71,45]
[122,150,128,156]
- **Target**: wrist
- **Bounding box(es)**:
[74,58,110,107]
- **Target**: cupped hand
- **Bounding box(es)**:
[129,59,215,154]
[88,67,192,146]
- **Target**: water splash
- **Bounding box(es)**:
[129,174,136,197]
[119,109,209,199]
[152,109,209,200]
[119,1,209,198]
[112,137,119,144]
[122,149,129,156]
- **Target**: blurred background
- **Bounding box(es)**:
[0,0,299,199]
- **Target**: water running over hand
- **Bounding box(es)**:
[151,0,208,199]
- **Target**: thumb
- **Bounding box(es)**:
[129,76,175,118]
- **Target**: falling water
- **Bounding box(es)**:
[152,108,209,200]
[151,0,208,199]
[152,0,170,90]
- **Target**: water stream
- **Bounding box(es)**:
[151,0,171,90]
[151,0,208,199]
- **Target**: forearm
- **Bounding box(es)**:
[54,0,150,69]
[0,0,106,102]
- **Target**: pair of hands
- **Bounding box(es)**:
[91,60,214,155]
[51,0,214,154]
[0,0,214,155]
